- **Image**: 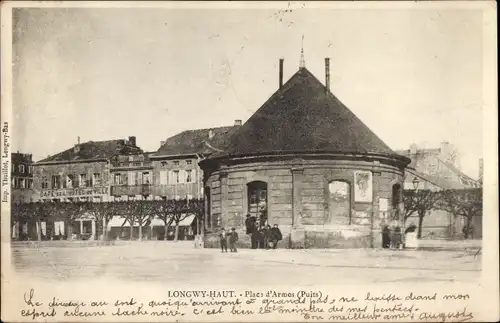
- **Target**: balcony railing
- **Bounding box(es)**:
[110,184,152,196]
[110,161,153,169]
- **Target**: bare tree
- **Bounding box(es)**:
[403,189,442,239]
[437,188,482,239]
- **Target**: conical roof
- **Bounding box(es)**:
[212,67,404,161]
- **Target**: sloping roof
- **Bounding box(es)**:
[397,149,479,188]
[211,67,402,159]
[152,126,240,157]
[37,140,141,164]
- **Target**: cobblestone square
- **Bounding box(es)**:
[10,241,481,286]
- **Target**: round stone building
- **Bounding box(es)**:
[200,58,410,249]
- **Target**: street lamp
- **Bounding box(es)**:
[412,177,420,190]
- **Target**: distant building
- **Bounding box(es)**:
[396,143,481,239]
[396,142,480,190]
[11,152,35,203]
[149,123,241,200]
[33,136,142,202]
[109,151,155,201]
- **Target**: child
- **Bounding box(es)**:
[229,228,239,252]
[219,228,228,253]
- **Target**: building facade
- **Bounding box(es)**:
[149,123,241,200]
[33,137,142,202]
[11,152,35,203]
[200,58,411,249]
[397,144,482,239]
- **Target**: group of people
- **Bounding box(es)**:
[382,224,417,249]
[245,214,283,250]
[218,214,283,252]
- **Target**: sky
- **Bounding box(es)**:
[12,5,485,179]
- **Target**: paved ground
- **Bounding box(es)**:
[9,241,481,286]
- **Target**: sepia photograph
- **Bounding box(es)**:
[1,1,498,322]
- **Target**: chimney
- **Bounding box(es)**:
[128,136,136,147]
[234,119,242,126]
[410,143,418,155]
[325,57,330,91]
[279,58,284,89]
[208,129,215,139]
[74,136,81,153]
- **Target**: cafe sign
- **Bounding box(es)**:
[40,187,109,198]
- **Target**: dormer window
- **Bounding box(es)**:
[174,161,180,166]
[161,161,168,167]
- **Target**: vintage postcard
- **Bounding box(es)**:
[1,1,498,322]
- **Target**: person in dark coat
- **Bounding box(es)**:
[270,224,283,249]
[250,222,259,249]
[391,226,402,249]
[257,226,266,249]
[245,214,256,235]
[229,228,239,252]
[382,225,391,249]
[219,228,228,253]
[263,225,272,249]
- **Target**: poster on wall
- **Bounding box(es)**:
[354,171,373,202]
[379,198,388,211]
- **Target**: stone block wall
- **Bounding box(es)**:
[203,158,405,249]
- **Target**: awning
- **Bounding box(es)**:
[151,214,196,227]
[106,214,196,228]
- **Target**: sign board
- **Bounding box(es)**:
[379,198,389,211]
[40,187,109,198]
[354,171,373,203]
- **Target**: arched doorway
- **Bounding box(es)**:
[328,181,351,225]
[247,181,268,226]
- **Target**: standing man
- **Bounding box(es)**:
[263,225,272,249]
[270,224,283,249]
[245,214,255,234]
[219,227,228,253]
[229,228,239,252]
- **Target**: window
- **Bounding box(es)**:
[185,170,193,183]
[41,177,49,189]
[28,166,33,174]
[160,161,168,167]
[173,161,179,166]
[93,173,101,186]
[66,175,74,188]
[186,160,192,165]
[79,174,87,187]
[128,172,136,186]
[52,175,61,189]
[159,170,168,185]
[114,173,123,185]
[143,172,151,185]
[328,181,351,225]
[12,178,17,188]
[27,179,33,189]
[19,178,25,188]
[19,164,25,173]
[174,170,180,183]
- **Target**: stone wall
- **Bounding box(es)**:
[203,157,405,249]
